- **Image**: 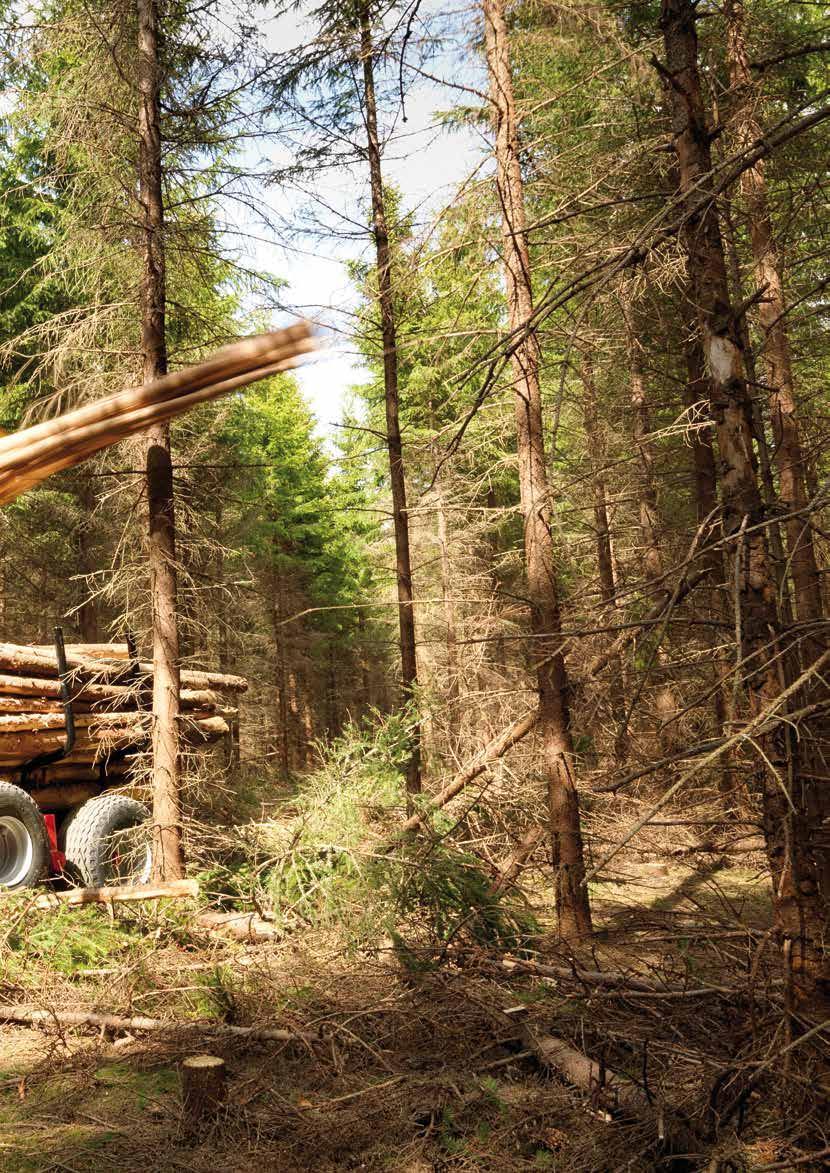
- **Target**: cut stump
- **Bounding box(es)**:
[181,1055,226,1129]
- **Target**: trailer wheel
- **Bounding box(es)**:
[61,794,152,887]
[0,781,50,890]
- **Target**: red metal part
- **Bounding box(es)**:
[43,813,65,875]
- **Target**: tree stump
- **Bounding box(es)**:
[181,1055,226,1129]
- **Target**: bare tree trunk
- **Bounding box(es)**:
[726,0,823,634]
[483,0,591,939]
[620,296,663,584]
[485,485,508,676]
[721,193,791,612]
[270,561,290,775]
[682,316,736,795]
[435,481,459,704]
[137,0,184,881]
[661,0,828,1003]
[580,357,627,762]
[359,7,421,796]
[76,476,99,643]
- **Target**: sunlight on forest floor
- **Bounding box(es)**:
[0,862,793,1173]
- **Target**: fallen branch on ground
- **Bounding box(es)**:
[500,956,735,996]
[491,825,546,892]
[7,879,200,909]
[0,1006,316,1043]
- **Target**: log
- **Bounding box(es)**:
[0,325,315,505]
[0,713,224,762]
[180,715,229,741]
[392,710,539,839]
[33,643,130,660]
[181,1056,226,1128]
[18,879,200,909]
[28,765,130,788]
[523,1027,653,1122]
[0,697,70,714]
[176,668,248,694]
[0,645,247,694]
[0,672,133,703]
[0,711,149,733]
[522,1026,698,1151]
[0,1006,315,1043]
[195,911,279,942]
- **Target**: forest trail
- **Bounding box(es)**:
[0,857,784,1173]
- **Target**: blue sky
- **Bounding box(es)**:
[243,1,487,436]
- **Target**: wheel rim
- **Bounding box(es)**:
[0,816,34,888]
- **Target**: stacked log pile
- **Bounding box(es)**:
[0,642,247,790]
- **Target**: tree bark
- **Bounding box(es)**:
[725,0,823,634]
[579,356,627,762]
[620,295,663,585]
[181,1055,227,1131]
[359,6,421,796]
[137,0,184,880]
[681,315,736,795]
[661,0,828,1003]
[435,478,459,704]
[483,0,592,939]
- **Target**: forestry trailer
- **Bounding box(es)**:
[0,323,313,891]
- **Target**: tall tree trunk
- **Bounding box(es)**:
[76,475,99,643]
[620,293,678,744]
[580,357,627,762]
[435,480,459,704]
[682,315,736,795]
[485,485,508,677]
[484,0,591,939]
[270,560,290,776]
[137,0,184,881]
[620,296,663,585]
[726,0,823,635]
[359,7,421,796]
[661,0,828,1003]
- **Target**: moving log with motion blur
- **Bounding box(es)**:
[0,322,315,505]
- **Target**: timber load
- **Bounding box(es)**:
[0,638,246,787]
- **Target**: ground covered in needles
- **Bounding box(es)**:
[1,842,826,1173]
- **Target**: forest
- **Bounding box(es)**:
[0,0,828,1169]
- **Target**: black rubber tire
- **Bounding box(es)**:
[60,794,152,887]
[0,781,50,890]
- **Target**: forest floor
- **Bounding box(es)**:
[2,848,825,1173]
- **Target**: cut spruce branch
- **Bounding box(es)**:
[0,324,315,505]
[0,1006,316,1044]
[500,956,735,996]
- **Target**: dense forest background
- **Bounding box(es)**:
[0,1,829,1170]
